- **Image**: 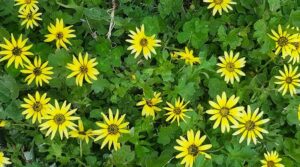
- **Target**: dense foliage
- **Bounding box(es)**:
[0,0,300,167]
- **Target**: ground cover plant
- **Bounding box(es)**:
[0,0,300,167]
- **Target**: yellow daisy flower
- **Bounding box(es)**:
[70,120,93,144]
[0,120,6,128]
[217,51,246,84]
[174,130,212,167]
[136,92,162,118]
[66,52,99,86]
[232,106,270,145]
[274,64,300,96]
[39,100,80,140]
[20,91,50,124]
[20,56,53,86]
[203,0,237,16]
[206,92,244,133]
[260,151,284,167]
[177,47,200,66]
[93,109,130,151]
[288,41,300,64]
[126,25,161,60]
[0,152,11,167]
[15,0,39,12]
[164,98,191,126]
[18,8,42,29]
[0,34,33,68]
[44,18,76,50]
[170,52,180,60]
[268,25,299,57]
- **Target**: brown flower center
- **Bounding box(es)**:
[54,114,66,125]
[214,0,223,4]
[146,100,153,107]
[25,0,32,4]
[245,120,255,130]
[220,107,229,117]
[78,131,86,135]
[292,42,299,49]
[108,124,119,135]
[12,47,22,56]
[277,37,288,46]
[80,66,88,73]
[188,144,199,156]
[226,62,235,72]
[32,102,42,112]
[267,161,275,167]
[140,38,148,47]
[33,67,42,76]
[173,107,182,115]
[27,12,33,19]
[56,32,64,39]
[286,77,293,84]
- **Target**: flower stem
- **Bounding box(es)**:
[80,140,83,158]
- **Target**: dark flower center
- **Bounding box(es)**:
[267,161,275,167]
[226,62,235,72]
[188,144,199,156]
[78,131,86,135]
[286,77,293,84]
[108,124,119,135]
[32,102,42,112]
[245,121,255,130]
[26,0,32,4]
[140,38,148,47]
[80,66,88,73]
[277,37,288,46]
[12,47,22,56]
[173,107,182,115]
[54,114,66,125]
[56,32,64,39]
[292,42,299,49]
[214,0,223,4]
[27,12,33,19]
[220,107,229,117]
[33,67,42,76]
[146,100,153,107]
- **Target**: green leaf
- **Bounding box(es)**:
[0,75,19,103]
[111,145,135,165]
[142,16,161,34]
[177,18,209,49]
[157,124,177,145]
[290,10,300,27]
[268,0,281,12]
[158,0,182,18]
[91,78,110,93]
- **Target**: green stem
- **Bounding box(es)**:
[80,140,83,158]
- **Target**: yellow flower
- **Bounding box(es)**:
[66,53,99,86]
[44,18,76,50]
[126,25,161,60]
[0,120,6,128]
[136,92,162,118]
[21,91,50,124]
[268,25,299,57]
[206,92,244,133]
[20,56,53,86]
[217,51,246,84]
[289,41,300,64]
[164,98,191,126]
[232,106,270,145]
[174,130,212,167]
[0,152,11,167]
[70,120,93,144]
[15,0,39,12]
[93,109,130,151]
[18,8,42,29]
[260,151,284,167]
[203,0,236,16]
[275,64,300,96]
[177,47,200,66]
[0,34,33,68]
[39,100,80,140]
[170,52,180,60]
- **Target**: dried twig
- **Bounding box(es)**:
[106,0,116,40]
